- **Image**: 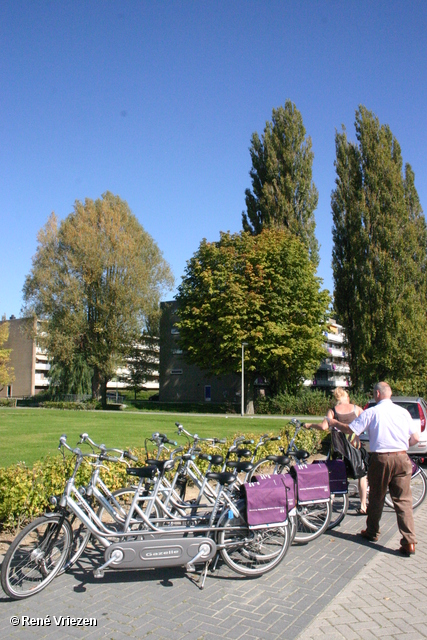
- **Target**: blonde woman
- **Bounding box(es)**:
[305,388,368,514]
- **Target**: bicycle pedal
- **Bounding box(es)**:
[93,569,104,579]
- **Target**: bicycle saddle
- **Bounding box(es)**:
[227,461,253,473]
[205,472,237,486]
[293,450,310,461]
[265,455,291,466]
[126,466,158,479]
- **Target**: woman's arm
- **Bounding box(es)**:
[304,409,333,431]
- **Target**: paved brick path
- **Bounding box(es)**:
[0,497,425,640]
[297,499,427,640]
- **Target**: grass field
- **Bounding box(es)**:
[0,407,296,468]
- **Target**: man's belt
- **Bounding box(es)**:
[371,451,407,456]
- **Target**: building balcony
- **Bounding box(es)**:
[323,331,344,344]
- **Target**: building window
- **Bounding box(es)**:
[204,385,211,402]
[7,385,12,397]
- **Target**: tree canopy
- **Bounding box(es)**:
[176,228,330,409]
[332,106,427,392]
[0,322,15,391]
[242,101,319,265]
[23,192,174,405]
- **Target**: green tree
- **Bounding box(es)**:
[48,352,93,398]
[23,192,174,407]
[242,101,319,265]
[119,333,159,400]
[176,229,330,411]
[332,106,427,391]
[0,322,15,391]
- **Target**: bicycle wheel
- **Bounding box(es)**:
[293,500,331,543]
[97,487,160,530]
[1,515,72,600]
[247,459,278,482]
[217,504,290,576]
[328,493,349,530]
[384,466,427,510]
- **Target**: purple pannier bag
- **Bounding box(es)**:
[313,459,348,494]
[254,473,296,511]
[411,458,418,476]
[290,462,330,504]
[243,475,288,527]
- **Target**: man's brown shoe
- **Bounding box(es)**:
[398,543,415,556]
[359,529,379,542]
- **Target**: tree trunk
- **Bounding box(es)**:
[92,367,101,400]
[101,377,108,410]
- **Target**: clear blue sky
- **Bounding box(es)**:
[1,1,426,318]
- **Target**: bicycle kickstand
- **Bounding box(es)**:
[197,560,211,590]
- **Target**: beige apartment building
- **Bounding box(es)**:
[0,317,50,397]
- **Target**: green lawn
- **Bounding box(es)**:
[0,408,292,468]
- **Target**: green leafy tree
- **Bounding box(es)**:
[0,322,15,391]
[22,192,174,407]
[176,229,330,411]
[332,106,427,391]
[119,334,159,400]
[242,101,319,265]
[48,352,93,398]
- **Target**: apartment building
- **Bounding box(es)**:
[0,317,159,398]
[0,317,50,397]
[306,319,350,389]
[159,301,241,404]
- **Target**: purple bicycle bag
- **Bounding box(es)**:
[290,462,330,503]
[252,473,296,511]
[243,475,289,526]
[313,458,348,494]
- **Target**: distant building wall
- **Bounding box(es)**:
[159,301,241,404]
[0,318,35,397]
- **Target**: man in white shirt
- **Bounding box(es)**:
[329,381,420,555]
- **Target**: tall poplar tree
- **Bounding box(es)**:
[242,101,319,265]
[332,106,427,391]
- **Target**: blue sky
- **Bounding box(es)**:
[1,1,426,318]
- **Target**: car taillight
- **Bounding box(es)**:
[417,403,426,432]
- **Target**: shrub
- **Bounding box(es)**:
[38,400,102,410]
[255,388,371,416]
[0,398,16,407]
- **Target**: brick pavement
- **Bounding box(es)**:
[0,498,425,640]
[297,498,427,640]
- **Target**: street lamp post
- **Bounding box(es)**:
[241,342,248,416]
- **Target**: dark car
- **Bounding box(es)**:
[359,396,427,456]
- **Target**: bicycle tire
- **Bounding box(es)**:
[384,465,427,510]
[97,487,160,530]
[293,500,331,543]
[247,458,279,482]
[1,515,72,600]
[217,503,290,576]
[328,493,349,530]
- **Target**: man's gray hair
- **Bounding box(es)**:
[374,381,392,397]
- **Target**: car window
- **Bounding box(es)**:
[366,400,419,420]
[392,402,418,420]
